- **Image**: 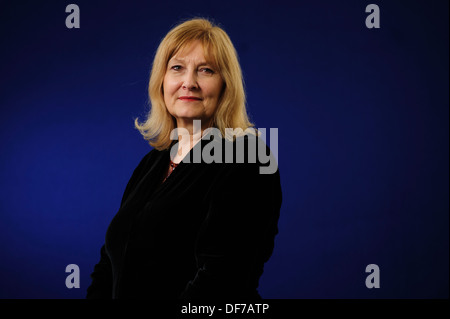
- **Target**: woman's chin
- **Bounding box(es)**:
[174,112,206,123]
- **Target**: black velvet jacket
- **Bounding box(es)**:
[86,133,282,299]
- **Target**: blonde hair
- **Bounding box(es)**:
[134,18,256,150]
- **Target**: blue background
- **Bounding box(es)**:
[0,0,448,299]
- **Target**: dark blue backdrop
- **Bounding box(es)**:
[0,0,448,299]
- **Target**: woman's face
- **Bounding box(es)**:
[163,41,224,130]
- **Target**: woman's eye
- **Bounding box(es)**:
[171,65,182,71]
[200,68,214,74]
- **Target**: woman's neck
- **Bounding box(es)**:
[171,128,204,164]
[171,119,212,163]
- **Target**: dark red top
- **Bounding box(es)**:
[162,160,179,183]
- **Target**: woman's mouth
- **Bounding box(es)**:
[179,96,202,101]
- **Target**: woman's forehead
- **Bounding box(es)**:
[170,40,217,66]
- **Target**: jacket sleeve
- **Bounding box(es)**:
[86,150,154,299]
[86,244,113,299]
[180,161,282,299]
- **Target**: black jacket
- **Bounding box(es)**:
[86,133,282,299]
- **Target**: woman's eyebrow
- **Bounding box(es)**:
[169,58,184,63]
[169,58,211,66]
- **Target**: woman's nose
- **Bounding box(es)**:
[182,71,198,90]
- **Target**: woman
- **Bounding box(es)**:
[86,18,282,299]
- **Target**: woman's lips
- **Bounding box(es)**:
[179,96,202,101]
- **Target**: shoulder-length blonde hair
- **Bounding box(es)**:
[134,18,256,150]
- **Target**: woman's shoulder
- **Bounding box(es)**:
[202,134,280,193]
[135,147,169,168]
[119,147,167,207]
[223,132,279,176]
[138,147,160,164]
[126,147,168,184]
